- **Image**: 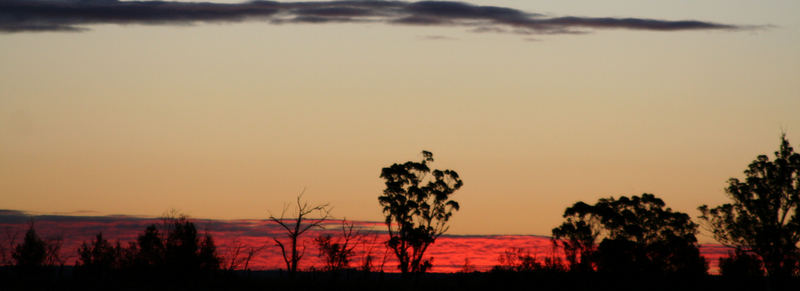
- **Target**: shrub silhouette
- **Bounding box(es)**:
[494,247,540,272]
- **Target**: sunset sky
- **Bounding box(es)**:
[1,0,799,242]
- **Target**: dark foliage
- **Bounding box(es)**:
[378,150,463,274]
[76,232,122,277]
[12,226,47,270]
[719,248,765,278]
[553,193,707,275]
[699,134,800,278]
[73,216,220,281]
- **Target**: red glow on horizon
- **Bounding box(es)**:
[0,216,730,273]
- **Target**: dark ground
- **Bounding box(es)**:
[0,267,791,291]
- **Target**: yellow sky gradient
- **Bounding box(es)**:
[1,1,798,241]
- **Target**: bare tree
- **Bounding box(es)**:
[268,191,331,276]
[0,226,21,266]
[358,230,383,272]
[44,234,66,267]
[223,238,266,272]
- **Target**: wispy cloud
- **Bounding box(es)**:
[0,0,739,35]
[419,34,457,40]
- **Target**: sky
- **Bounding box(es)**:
[1,0,799,242]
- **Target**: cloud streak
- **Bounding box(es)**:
[0,0,738,34]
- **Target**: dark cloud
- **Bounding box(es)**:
[0,0,738,35]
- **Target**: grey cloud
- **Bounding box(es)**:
[0,0,739,35]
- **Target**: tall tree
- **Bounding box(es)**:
[378,150,462,274]
[699,134,800,278]
[553,193,707,275]
[268,192,331,276]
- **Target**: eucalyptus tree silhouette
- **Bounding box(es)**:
[699,134,800,278]
[378,150,463,274]
[553,193,707,275]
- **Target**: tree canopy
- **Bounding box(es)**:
[699,134,800,278]
[378,150,462,274]
[553,193,707,275]
[12,225,47,269]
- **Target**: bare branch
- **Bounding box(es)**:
[267,190,332,275]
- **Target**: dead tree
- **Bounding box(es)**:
[224,238,265,272]
[268,192,331,276]
[0,227,21,266]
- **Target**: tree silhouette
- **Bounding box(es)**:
[222,238,265,272]
[165,217,201,272]
[0,227,21,266]
[134,224,165,268]
[553,193,707,275]
[551,201,600,272]
[268,192,331,276]
[314,219,360,272]
[699,134,800,278]
[77,232,122,277]
[719,248,765,278]
[12,225,46,270]
[118,214,220,275]
[198,232,221,271]
[378,150,462,274]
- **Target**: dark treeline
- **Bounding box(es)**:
[1,134,799,290]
